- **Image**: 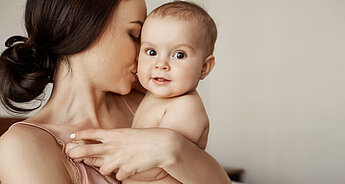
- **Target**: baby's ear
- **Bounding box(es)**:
[200,55,215,80]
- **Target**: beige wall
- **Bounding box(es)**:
[203,0,345,184]
[1,0,345,184]
[0,0,26,117]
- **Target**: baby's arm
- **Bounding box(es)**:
[159,93,209,149]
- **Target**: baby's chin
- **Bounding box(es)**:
[150,90,189,99]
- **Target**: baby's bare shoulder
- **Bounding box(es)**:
[160,91,209,144]
[169,91,206,114]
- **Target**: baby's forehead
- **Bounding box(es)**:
[142,16,211,55]
[145,15,206,32]
[145,16,208,39]
[146,14,201,24]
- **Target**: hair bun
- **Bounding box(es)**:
[5,35,28,48]
[0,35,53,113]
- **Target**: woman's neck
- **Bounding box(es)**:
[29,61,124,129]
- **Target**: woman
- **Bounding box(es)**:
[0,0,231,183]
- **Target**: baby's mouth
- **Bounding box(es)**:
[154,77,170,82]
[152,77,171,85]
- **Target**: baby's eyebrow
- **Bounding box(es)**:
[175,44,195,52]
[140,41,153,46]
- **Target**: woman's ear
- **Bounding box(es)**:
[200,55,215,80]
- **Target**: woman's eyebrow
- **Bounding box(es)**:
[130,20,143,27]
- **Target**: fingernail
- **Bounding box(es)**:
[74,158,83,163]
[70,133,76,139]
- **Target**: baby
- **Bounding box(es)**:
[124,1,218,183]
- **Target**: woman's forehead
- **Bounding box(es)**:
[115,0,147,23]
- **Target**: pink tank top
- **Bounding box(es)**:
[8,96,136,183]
[9,121,118,184]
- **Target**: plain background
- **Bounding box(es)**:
[1,0,345,183]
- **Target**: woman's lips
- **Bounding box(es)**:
[132,72,138,81]
[152,77,171,85]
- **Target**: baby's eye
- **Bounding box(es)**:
[146,49,157,56]
[173,51,187,59]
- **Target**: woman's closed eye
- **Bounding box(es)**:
[129,32,140,43]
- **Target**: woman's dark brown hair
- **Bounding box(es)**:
[0,0,121,113]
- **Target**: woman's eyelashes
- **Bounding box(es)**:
[129,32,140,43]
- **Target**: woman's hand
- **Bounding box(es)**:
[66,128,231,184]
[65,128,177,181]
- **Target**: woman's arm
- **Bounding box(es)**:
[66,128,231,184]
[0,126,73,184]
[162,129,231,184]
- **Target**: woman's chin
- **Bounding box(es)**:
[112,84,132,95]
[119,88,132,95]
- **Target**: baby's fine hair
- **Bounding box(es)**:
[149,1,217,55]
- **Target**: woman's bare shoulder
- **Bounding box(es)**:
[0,125,73,183]
[0,123,58,149]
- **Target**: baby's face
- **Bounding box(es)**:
[137,16,208,98]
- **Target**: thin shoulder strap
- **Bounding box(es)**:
[9,121,66,149]
[120,96,135,116]
[9,121,82,184]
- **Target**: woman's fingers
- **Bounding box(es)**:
[65,139,89,156]
[100,160,121,176]
[71,129,106,142]
[65,142,79,154]
[115,168,134,181]
[73,158,83,163]
[67,143,106,158]
[82,157,104,168]
[65,128,175,179]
